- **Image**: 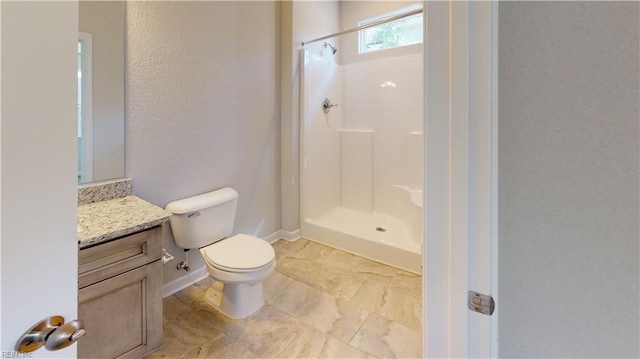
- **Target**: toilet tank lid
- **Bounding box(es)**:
[165,187,238,214]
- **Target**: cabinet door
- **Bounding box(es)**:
[78,260,162,359]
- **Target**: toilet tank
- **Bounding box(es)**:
[165,187,239,249]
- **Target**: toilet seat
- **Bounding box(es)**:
[200,234,275,273]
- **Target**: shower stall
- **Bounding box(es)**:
[299,8,423,274]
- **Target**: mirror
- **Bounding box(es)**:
[78,1,125,184]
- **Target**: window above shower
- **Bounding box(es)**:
[358,4,423,54]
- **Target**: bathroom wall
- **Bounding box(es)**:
[499,2,639,357]
[125,1,281,285]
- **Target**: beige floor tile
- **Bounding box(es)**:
[161,238,423,359]
[276,255,364,300]
[146,296,224,359]
[377,290,422,331]
[272,238,311,259]
[172,279,207,309]
[263,271,294,301]
[269,280,370,343]
[181,332,254,359]
[173,281,246,338]
[271,332,374,359]
[258,318,324,358]
[350,312,422,359]
[316,337,377,359]
[350,280,422,331]
[321,249,418,281]
[229,304,318,357]
[388,273,423,299]
[289,239,335,261]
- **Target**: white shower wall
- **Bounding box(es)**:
[301,44,344,218]
[303,52,424,222]
[342,53,423,222]
[302,48,423,253]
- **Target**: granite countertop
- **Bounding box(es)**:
[78,195,171,249]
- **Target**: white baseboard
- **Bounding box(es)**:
[162,265,208,298]
[280,228,301,241]
[162,228,301,297]
[263,228,301,243]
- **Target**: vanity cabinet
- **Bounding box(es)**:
[78,227,163,359]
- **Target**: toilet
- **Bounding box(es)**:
[165,187,275,319]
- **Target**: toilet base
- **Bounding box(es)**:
[203,280,265,319]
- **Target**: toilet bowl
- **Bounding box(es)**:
[199,234,275,319]
[165,187,276,319]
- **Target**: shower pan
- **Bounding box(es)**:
[299,19,423,274]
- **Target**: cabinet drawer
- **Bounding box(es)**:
[79,227,162,288]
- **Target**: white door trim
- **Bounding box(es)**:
[78,31,94,183]
[423,1,454,356]
[423,1,498,357]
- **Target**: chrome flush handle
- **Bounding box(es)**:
[322,98,338,114]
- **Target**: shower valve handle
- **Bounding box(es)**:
[322,98,338,114]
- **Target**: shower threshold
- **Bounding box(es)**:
[302,207,422,274]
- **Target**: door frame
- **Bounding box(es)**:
[78,31,94,184]
[423,1,499,357]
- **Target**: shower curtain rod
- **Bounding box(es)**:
[301,8,423,47]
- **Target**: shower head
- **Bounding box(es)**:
[323,42,338,55]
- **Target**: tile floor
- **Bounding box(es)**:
[147,238,422,359]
